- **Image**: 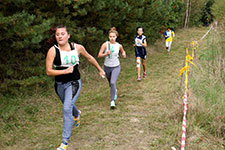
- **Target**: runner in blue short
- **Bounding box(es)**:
[134,27,147,81]
[98,27,126,108]
[46,25,105,150]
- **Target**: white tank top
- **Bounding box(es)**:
[104,41,120,67]
[53,44,79,68]
[134,35,146,47]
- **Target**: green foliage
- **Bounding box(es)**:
[1,0,218,98]
[187,0,206,26]
[187,0,215,27]
[200,0,215,26]
[190,26,225,139]
[211,0,225,22]
[140,0,185,41]
[0,0,186,96]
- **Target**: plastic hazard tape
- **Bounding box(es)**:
[176,26,213,150]
[200,25,213,41]
[178,43,197,150]
[178,25,214,150]
[191,41,198,58]
[178,48,196,78]
[181,93,188,150]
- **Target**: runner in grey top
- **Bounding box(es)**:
[104,41,120,67]
[98,27,126,108]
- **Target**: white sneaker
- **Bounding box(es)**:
[57,143,68,150]
[110,100,116,108]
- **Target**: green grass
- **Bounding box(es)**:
[0,27,224,150]
[188,27,225,149]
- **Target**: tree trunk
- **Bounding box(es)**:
[184,0,190,28]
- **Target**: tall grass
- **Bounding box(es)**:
[189,24,225,148]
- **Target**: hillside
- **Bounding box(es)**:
[1,27,224,150]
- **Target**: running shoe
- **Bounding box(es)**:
[137,76,141,81]
[57,141,68,150]
[143,72,147,78]
[73,110,81,127]
[110,100,116,108]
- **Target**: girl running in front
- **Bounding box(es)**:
[134,27,147,81]
[98,27,126,108]
[46,25,105,150]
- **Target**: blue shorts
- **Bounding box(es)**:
[135,46,147,59]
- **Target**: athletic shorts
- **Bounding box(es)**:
[135,46,147,59]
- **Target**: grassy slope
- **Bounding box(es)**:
[1,27,224,150]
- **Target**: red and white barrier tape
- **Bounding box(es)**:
[181,93,188,150]
[178,25,214,150]
[200,25,213,41]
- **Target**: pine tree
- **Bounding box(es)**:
[0,0,188,95]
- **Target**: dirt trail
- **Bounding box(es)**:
[68,28,208,150]
[4,27,214,150]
